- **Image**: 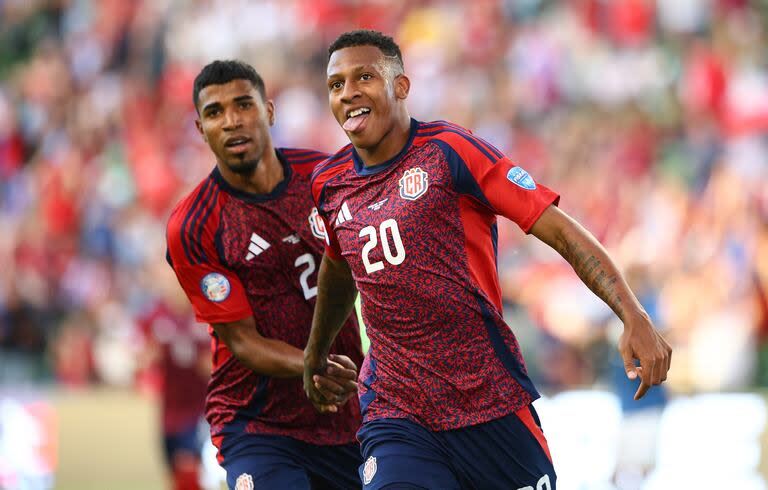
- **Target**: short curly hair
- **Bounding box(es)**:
[192,60,266,113]
[328,29,404,73]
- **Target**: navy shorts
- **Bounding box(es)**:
[163,421,204,467]
[357,405,556,490]
[220,434,361,490]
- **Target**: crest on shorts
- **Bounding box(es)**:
[200,272,230,302]
[235,473,254,490]
[399,167,429,201]
[308,207,328,243]
[506,166,536,190]
[363,456,377,485]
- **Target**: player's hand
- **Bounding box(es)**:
[618,312,672,400]
[303,354,349,413]
[312,354,358,407]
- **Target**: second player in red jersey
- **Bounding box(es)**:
[166,60,363,490]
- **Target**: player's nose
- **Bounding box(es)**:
[222,108,243,130]
[339,80,360,103]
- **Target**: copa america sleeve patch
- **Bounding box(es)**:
[200,272,231,302]
[506,166,536,190]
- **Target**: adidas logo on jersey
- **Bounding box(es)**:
[335,202,353,225]
[245,232,270,260]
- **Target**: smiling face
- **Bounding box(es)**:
[195,78,274,176]
[327,45,410,156]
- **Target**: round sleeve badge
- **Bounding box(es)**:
[200,272,231,302]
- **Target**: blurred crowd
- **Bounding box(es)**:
[1,0,767,401]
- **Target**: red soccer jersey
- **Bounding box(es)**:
[137,301,209,434]
[166,148,363,457]
[311,120,560,431]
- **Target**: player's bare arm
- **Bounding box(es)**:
[304,254,358,412]
[530,205,672,400]
[213,316,357,404]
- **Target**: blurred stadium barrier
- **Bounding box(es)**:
[2,389,767,490]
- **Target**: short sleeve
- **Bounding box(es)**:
[437,132,559,233]
[166,214,252,324]
[470,156,559,232]
[169,261,252,324]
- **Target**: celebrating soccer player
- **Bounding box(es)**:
[304,30,672,489]
[166,60,363,489]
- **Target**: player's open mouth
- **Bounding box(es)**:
[343,107,370,133]
[224,136,252,153]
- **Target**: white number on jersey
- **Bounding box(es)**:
[294,253,318,299]
[359,219,406,274]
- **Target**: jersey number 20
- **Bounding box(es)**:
[359,219,406,274]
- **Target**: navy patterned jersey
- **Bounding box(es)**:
[166,148,363,460]
[311,120,559,431]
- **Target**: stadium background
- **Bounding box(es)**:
[1,0,767,489]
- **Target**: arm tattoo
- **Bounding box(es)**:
[557,237,625,315]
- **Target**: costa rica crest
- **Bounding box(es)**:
[399,167,429,201]
[363,456,377,485]
[235,473,254,490]
[308,207,328,242]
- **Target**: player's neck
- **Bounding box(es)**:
[217,148,284,195]
[356,113,411,167]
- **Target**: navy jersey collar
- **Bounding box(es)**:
[352,118,419,176]
[211,149,293,203]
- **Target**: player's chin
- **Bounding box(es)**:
[226,155,259,175]
[346,127,378,149]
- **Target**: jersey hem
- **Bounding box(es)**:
[212,427,359,449]
[362,392,537,432]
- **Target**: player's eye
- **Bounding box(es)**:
[329,81,343,91]
[239,101,253,109]
[361,73,373,81]
[205,108,221,117]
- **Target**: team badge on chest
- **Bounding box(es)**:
[308,207,328,242]
[399,167,429,200]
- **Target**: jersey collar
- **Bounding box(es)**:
[211,149,293,203]
[352,118,418,176]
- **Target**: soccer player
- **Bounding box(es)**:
[304,30,673,490]
[135,271,210,490]
[166,60,363,490]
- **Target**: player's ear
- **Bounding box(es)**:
[194,118,208,143]
[394,73,410,100]
[265,99,275,126]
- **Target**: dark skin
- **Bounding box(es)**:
[195,78,358,410]
[304,45,672,409]
[325,45,412,166]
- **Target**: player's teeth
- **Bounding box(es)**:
[348,108,370,118]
